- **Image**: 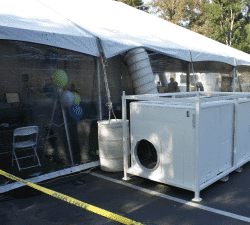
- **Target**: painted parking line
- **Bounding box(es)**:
[91,172,250,223]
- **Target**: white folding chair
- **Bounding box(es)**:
[12,126,41,171]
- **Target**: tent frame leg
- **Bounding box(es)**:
[122,92,130,181]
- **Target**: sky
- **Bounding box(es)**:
[143,0,152,4]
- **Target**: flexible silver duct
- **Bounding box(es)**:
[124,48,158,94]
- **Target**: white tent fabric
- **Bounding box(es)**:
[1,0,250,67]
[0,0,99,57]
[39,0,250,67]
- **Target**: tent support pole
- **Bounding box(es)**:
[189,51,196,91]
[122,91,130,181]
[233,66,236,92]
[97,58,102,121]
[192,91,202,202]
[232,58,238,92]
[187,62,191,92]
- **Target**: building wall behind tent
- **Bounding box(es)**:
[0,40,101,179]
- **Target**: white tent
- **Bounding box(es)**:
[1,0,250,192]
[2,0,250,67]
[37,0,250,66]
[0,0,99,57]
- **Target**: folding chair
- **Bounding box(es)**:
[12,126,41,171]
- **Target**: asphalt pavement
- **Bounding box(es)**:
[0,162,250,225]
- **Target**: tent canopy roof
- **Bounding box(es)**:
[0,0,99,57]
[2,0,250,67]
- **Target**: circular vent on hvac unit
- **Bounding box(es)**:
[136,139,158,170]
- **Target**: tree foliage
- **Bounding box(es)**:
[205,0,249,46]
[116,0,144,7]
[150,0,187,25]
[185,0,212,37]
[149,0,211,36]
[207,0,250,54]
[149,0,250,54]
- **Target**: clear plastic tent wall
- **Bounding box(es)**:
[0,40,101,182]
[149,53,243,93]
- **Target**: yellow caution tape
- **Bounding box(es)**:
[0,169,143,225]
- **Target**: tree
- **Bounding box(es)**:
[116,0,149,10]
[185,0,212,37]
[204,0,250,53]
[205,0,243,46]
[149,0,211,36]
[149,0,187,25]
[149,0,250,54]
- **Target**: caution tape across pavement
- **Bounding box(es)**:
[0,169,144,225]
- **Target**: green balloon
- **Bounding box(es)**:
[52,70,68,88]
[73,92,81,105]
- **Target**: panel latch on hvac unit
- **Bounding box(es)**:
[192,114,196,127]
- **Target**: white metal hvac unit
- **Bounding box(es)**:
[122,92,250,201]
[235,98,250,165]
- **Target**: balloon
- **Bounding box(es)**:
[60,91,75,108]
[69,104,83,122]
[43,83,57,98]
[52,70,68,88]
[73,92,81,105]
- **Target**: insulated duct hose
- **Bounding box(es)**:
[124,48,158,95]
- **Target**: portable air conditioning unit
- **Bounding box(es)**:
[123,92,250,201]
[129,100,235,181]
